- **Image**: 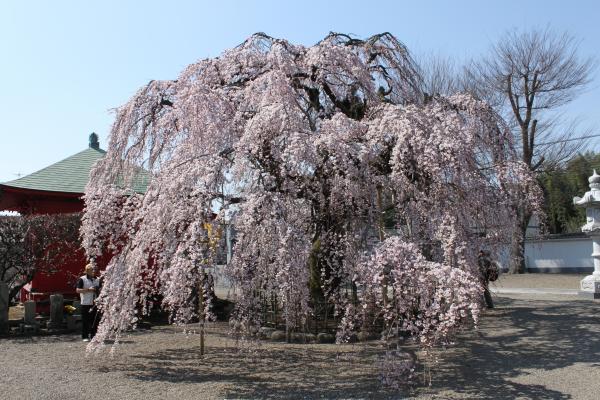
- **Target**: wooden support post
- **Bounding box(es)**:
[377,186,388,309]
[198,279,205,357]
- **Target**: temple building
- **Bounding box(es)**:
[0,134,111,305]
[0,133,105,214]
[0,134,228,309]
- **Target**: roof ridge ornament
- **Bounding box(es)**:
[89,132,100,150]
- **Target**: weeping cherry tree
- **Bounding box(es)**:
[82,32,540,384]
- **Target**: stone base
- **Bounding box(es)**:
[579,274,600,299]
[65,314,81,331]
[19,323,40,334]
[579,291,600,299]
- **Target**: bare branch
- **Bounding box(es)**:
[466,27,597,169]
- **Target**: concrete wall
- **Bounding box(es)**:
[523,236,594,273]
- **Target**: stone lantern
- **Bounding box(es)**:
[573,169,600,299]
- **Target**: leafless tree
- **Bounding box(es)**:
[417,52,461,98]
[465,28,596,273]
[0,214,81,301]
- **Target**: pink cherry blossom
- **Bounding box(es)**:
[81,33,541,384]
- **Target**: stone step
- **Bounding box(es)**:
[19,323,40,334]
[8,318,23,327]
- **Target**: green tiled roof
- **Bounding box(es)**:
[2,145,149,194]
[2,147,107,194]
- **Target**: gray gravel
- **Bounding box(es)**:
[0,323,392,400]
[417,294,600,399]
[2,276,600,399]
[492,273,587,290]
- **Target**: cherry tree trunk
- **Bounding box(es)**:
[508,212,531,274]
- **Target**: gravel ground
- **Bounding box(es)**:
[2,276,600,399]
[419,294,600,399]
[492,273,587,290]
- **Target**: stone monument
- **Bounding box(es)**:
[21,300,40,334]
[0,282,9,334]
[48,294,64,329]
[573,169,600,299]
[23,300,37,325]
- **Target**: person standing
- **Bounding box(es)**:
[76,264,99,342]
[477,250,496,309]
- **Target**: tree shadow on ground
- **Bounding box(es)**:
[422,296,600,400]
[102,297,600,399]
[112,341,398,399]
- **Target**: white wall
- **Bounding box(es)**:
[523,236,594,273]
